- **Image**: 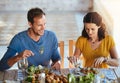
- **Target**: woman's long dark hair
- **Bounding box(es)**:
[82,12,106,41]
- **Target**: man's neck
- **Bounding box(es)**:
[27,29,41,42]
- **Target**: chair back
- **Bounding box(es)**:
[58,41,64,68]
[69,40,76,57]
[69,40,76,68]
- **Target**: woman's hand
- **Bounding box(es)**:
[67,56,82,68]
[94,57,105,67]
[67,56,77,65]
[94,57,119,67]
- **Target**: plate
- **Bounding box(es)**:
[25,69,35,75]
[80,67,99,74]
[26,65,44,75]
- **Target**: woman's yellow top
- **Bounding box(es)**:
[76,35,115,68]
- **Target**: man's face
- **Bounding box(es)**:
[30,15,46,36]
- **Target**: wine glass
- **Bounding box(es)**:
[67,56,81,68]
[18,58,28,70]
[17,58,28,80]
[73,58,81,68]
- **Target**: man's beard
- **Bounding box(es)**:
[32,28,44,36]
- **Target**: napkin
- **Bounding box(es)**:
[101,69,117,80]
[17,70,24,81]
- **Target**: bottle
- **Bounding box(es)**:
[38,73,45,83]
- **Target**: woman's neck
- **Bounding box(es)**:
[90,37,99,43]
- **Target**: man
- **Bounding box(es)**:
[0,7,61,71]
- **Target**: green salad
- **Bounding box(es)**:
[67,72,95,83]
[25,65,44,82]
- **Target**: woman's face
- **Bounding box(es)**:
[84,23,100,38]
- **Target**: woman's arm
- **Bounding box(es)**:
[106,46,119,66]
[94,46,119,67]
[73,48,82,58]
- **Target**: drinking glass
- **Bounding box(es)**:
[18,58,28,70]
[73,58,81,68]
[17,58,28,80]
[67,56,81,68]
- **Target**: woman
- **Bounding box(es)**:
[69,12,119,68]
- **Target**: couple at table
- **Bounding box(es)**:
[0,7,119,71]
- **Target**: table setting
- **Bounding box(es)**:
[0,67,119,83]
[0,57,119,83]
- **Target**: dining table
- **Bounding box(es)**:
[0,67,120,83]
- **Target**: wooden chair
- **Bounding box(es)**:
[69,40,76,57]
[69,40,76,68]
[58,41,64,68]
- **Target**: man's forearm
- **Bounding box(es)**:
[7,54,22,67]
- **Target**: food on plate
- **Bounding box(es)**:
[26,65,44,75]
[26,65,35,75]
[25,76,34,82]
[78,72,95,83]
[46,72,68,83]
[67,72,95,83]
[80,67,99,74]
[25,65,68,83]
[25,65,46,82]
[67,73,76,83]
[25,66,97,83]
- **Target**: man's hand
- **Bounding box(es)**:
[18,50,34,59]
[51,61,61,70]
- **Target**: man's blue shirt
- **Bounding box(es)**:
[0,29,61,71]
